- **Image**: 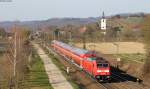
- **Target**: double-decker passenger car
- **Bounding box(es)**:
[51,40,111,82]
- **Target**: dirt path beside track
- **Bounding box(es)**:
[33,43,73,89]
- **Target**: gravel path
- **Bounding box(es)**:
[33,43,73,89]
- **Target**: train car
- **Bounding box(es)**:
[51,40,111,82]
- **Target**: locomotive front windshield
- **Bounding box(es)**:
[97,63,109,68]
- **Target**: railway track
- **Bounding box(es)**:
[101,83,120,89]
[111,73,134,89]
[111,73,149,89]
[95,83,112,89]
[86,72,116,89]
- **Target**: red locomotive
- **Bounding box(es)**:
[51,40,111,82]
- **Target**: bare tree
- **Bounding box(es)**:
[0,26,31,89]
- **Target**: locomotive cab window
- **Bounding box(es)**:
[97,63,108,68]
[103,64,109,67]
[97,64,103,68]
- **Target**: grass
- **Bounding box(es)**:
[23,49,53,89]
[42,46,80,89]
[75,42,145,54]
[114,53,146,63]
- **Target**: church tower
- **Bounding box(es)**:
[101,11,107,30]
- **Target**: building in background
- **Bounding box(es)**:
[101,12,107,30]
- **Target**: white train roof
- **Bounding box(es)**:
[52,40,92,55]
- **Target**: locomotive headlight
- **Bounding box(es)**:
[97,70,102,72]
[104,70,109,72]
[97,70,109,72]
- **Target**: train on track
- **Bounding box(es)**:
[51,40,111,82]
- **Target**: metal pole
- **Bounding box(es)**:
[53,31,56,51]
[12,31,17,89]
[14,32,17,77]
[54,31,55,41]
[57,30,60,41]
[83,33,86,49]
[69,31,72,45]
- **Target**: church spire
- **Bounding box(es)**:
[102,11,105,19]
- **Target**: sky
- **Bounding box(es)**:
[0,0,150,21]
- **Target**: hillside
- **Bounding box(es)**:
[0,13,148,31]
[0,18,98,31]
